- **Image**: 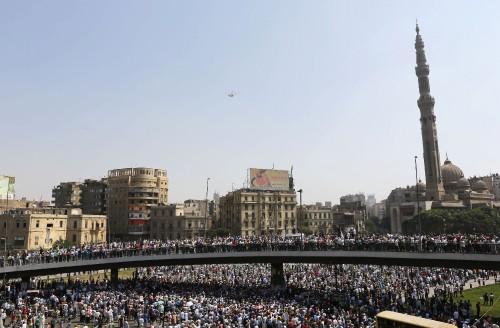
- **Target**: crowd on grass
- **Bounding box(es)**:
[0,261,499,328]
[2,233,500,268]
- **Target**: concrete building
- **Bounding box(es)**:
[0,208,106,251]
[332,210,365,236]
[339,194,366,212]
[150,200,209,240]
[0,198,50,214]
[369,201,386,221]
[366,194,376,210]
[299,204,334,235]
[52,182,83,208]
[81,179,107,215]
[107,168,168,240]
[218,189,297,236]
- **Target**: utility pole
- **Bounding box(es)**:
[204,178,210,239]
[297,189,303,249]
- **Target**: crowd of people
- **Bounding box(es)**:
[1,233,500,268]
[1,262,497,328]
[0,234,499,327]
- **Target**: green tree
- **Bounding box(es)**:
[404,207,500,235]
[52,239,73,249]
[206,228,232,238]
[298,227,314,236]
[364,216,383,235]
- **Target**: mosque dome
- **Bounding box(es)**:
[417,180,426,191]
[441,158,464,185]
[456,177,470,190]
[473,179,488,192]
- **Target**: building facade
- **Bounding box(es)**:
[218,189,297,236]
[81,179,107,215]
[0,208,106,251]
[150,200,209,240]
[52,182,82,208]
[298,204,333,235]
[107,168,168,240]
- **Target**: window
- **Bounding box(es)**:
[14,236,25,246]
[85,221,88,228]
[47,223,53,228]
[36,220,40,228]
[73,221,77,229]
[23,222,27,228]
[35,236,39,246]
[60,221,63,228]
[16,221,20,228]
[72,234,76,242]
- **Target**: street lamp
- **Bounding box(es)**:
[414,156,421,235]
[297,189,303,249]
[204,178,210,239]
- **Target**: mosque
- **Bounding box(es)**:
[388,25,500,233]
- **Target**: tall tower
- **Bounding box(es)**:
[415,24,445,201]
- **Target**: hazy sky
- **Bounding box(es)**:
[1,1,499,205]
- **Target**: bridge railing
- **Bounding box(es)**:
[0,239,498,268]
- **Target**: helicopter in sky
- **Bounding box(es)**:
[228,91,236,97]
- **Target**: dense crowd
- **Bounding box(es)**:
[0,261,498,328]
[1,233,500,268]
[1,234,500,327]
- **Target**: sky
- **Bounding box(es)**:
[1,1,499,206]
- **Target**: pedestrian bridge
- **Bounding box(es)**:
[1,250,500,285]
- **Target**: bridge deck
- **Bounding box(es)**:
[1,250,500,280]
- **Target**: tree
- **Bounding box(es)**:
[206,228,232,238]
[52,239,73,249]
[298,227,314,236]
[404,207,500,235]
[364,216,383,235]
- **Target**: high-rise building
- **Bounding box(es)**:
[107,168,168,240]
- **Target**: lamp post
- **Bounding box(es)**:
[204,178,210,239]
[297,189,303,249]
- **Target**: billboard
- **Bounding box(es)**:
[249,168,289,191]
[0,176,15,199]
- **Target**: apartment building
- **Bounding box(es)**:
[107,168,168,240]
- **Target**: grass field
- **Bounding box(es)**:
[462,282,500,321]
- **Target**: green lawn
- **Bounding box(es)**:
[462,282,500,321]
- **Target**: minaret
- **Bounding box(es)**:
[415,24,445,201]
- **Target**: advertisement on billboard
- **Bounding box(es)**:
[249,168,289,191]
[0,176,15,199]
